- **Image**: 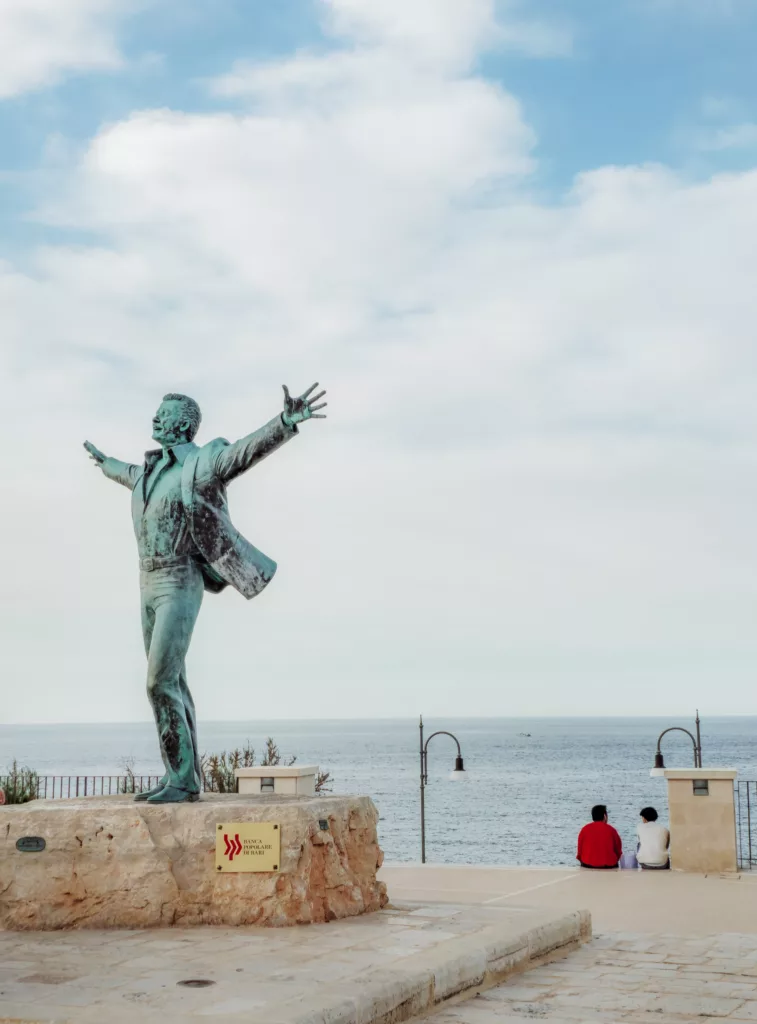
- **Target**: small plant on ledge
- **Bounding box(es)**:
[201,738,332,793]
[1,761,39,804]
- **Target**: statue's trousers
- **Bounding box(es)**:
[140,561,204,794]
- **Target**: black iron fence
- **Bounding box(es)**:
[736,780,757,871]
[0,775,162,800]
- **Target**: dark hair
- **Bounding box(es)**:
[640,806,658,822]
[163,393,202,441]
[591,804,607,822]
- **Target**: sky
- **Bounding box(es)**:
[2,0,757,724]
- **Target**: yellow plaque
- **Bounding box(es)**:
[215,822,280,873]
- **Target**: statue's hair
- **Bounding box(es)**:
[163,393,202,441]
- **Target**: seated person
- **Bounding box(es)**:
[576,804,622,869]
[637,806,670,869]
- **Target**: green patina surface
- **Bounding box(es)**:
[83,385,327,803]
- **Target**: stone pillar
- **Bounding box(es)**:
[651,768,738,873]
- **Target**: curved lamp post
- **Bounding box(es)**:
[419,715,466,864]
[653,710,702,769]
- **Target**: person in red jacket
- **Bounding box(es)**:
[576,804,622,869]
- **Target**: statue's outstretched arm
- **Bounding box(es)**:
[212,383,327,483]
[83,441,140,490]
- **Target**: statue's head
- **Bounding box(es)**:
[152,393,202,447]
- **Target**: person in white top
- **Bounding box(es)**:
[637,806,670,869]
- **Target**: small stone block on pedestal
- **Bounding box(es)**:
[235,764,318,796]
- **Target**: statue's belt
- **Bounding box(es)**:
[139,555,194,572]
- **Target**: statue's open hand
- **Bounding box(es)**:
[282,383,327,427]
[83,441,106,466]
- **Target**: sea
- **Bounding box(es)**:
[2,717,755,866]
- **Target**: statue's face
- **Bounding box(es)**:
[152,400,190,446]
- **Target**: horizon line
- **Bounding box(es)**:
[3,712,757,728]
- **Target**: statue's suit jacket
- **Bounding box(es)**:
[102,414,298,599]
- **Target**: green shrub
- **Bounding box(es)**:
[118,757,151,794]
[1,761,39,804]
[201,741,258,793]
[200,737,332,793]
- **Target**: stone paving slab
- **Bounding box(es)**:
[0,902,589,1024]
[423,931,757,1024]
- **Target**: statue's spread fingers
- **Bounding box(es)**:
[310,402,328,412]
[308,390,326,404]
[282,384,291,402]
[301,382,319,399]
[311,413,327,419]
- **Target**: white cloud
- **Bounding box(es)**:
[698,123,757,152]
[495,15,572,58]
[686,95,757,153]
[2,0,757,722]
[701,95,739,120]
[318,0,572,65]
[322,0,498,67]
[0,0,134,99]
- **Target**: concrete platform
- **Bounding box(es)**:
[425,931,757,1024]
[0,900,589,1023]
[11,861,755,1022]
[379,866,757,1024]
[378,863,757,934]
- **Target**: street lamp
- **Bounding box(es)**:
[653,710,703,770]
[419,715,466,864]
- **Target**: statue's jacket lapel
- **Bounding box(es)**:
[180,441,278,600]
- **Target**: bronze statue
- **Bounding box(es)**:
[83,385,327,803]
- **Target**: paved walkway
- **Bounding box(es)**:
[0,899,582,1024]
[379,864,757,934]
[383,866,757,1023]
[426,931,757,1023]
[4,864,757,1022]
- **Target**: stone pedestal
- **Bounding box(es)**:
[650,767,738,873]
[0,793,387,930]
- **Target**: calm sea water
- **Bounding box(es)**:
[2,717,755,866]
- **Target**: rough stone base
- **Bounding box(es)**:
[0,793,387,930]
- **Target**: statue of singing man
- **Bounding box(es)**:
[83,384,327,803]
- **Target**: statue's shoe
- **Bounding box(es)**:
[146,786,201,804]
[134,782,167,802]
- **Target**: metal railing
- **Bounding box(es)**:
[0,759,316,802]
[0,775,162,800]
[736,780,757,871]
